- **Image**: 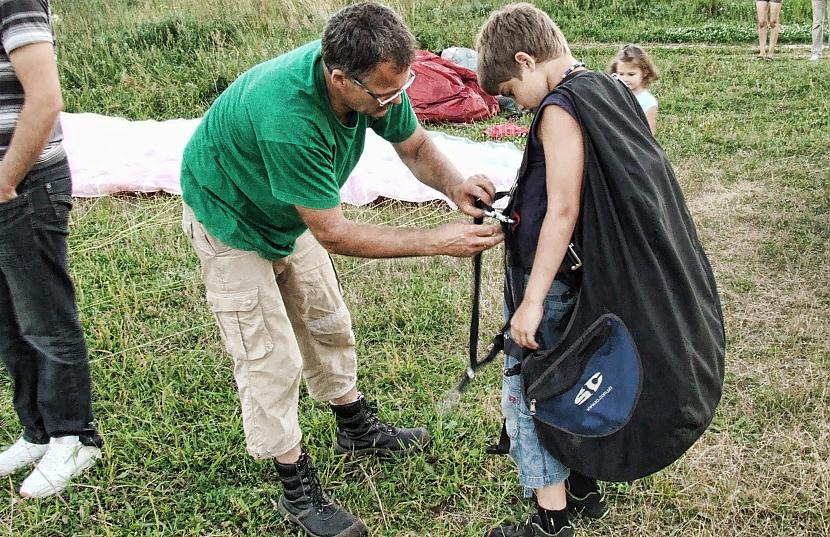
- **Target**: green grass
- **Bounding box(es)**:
[1,1,828,536]
[53,0,820,119]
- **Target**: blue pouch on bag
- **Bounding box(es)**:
[530,314,642,438]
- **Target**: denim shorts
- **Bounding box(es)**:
[502,269,577,496]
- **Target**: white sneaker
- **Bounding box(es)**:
[0,437,49,476]
[19,435,101,498]
[809,54,821,61]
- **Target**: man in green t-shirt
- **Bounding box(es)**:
[180,3,502,536]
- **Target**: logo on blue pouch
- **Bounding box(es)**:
[574,372,603,405]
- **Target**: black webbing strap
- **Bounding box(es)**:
[447,195,511,397]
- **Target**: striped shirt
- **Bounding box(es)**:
[0,0,64,169]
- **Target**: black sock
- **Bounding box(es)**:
[537,506,570,534]
[567,471,598,498]
[330,393,364,419]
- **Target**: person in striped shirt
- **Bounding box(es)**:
[0,0,102,499]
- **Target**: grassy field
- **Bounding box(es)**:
[1,0,828,536]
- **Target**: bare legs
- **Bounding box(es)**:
[768,2,782,58]
[756,1,769,58]
[756,1,782,59]
[536,481,567,511]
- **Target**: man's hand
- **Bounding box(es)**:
[433,219,503,257]
[449,174,497,218]
[0,184,18,203]
[509,300,544,350]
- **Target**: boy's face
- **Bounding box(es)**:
[496,66,550,113]
[615,61,645,92]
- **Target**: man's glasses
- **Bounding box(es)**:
[350,71,416,107]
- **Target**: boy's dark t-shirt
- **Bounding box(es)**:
[505,92,576,271]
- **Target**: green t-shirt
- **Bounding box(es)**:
[181,40,418,260]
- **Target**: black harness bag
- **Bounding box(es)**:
[509,72,725,482]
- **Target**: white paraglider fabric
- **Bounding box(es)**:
[60,112,521,206]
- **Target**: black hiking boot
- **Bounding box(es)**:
[486,514,574,537]
[276,451,367,537]
[565,472,609,519]
[331,395,430,456]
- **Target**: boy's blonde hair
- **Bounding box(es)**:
[608,44,660,87]
[476,3,570,96]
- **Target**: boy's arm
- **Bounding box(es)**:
[510,105,584,350]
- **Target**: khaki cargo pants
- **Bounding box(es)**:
[182,204,357,459]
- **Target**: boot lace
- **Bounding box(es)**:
[360,398,397,434]
[298,456,328,512]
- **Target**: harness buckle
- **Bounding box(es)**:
[482,207,515,224]
[476,198,516,224]
[567,243,582,271]
[504,362,522,377]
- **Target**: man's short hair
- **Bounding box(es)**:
[476,3,570,95]
[322,2,416,80]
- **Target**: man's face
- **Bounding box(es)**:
[345,61,414,118]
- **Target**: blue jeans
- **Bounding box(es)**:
[0,161,99,446]
[502,267,577,496]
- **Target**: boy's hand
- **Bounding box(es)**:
[510,301,543,350]
[0,183,17,203]
[450,174,496,218]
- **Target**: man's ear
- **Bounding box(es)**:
[513,52,536,71]
[329,67,349,89]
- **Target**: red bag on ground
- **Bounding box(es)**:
[406,50,499,124]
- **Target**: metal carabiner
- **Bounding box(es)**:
[476,198,515,224]
[567,243,582,270]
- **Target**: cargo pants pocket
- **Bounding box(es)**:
[206,288,274,361]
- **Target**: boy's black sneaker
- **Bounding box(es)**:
[276,452,367,537]
[331,396,430,456]
[565,475,609,519]
[486,514,574,537]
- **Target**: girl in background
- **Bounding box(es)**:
[609,45,660,135]
[756,0,783,60]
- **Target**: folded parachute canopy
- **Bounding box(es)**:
[406,50,499,124]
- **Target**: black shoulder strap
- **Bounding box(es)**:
[441,195,510,407]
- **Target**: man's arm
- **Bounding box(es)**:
[393,125,494,218]
[509,105,584,350]
[295,203,502,258]
[0,42,63,202]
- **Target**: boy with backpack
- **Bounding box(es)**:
[475,4,725,537]
[475,4,612,536]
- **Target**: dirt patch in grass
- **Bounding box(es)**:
[649,174,830,536]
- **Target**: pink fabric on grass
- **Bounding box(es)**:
[484,123,528,140]
[60,112,521,206]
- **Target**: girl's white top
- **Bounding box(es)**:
[636,90,658,112]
